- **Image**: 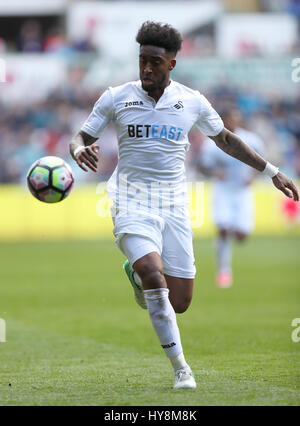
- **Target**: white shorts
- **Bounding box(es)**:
[113,213,196,279]
[212,186,254,234]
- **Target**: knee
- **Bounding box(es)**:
[172,297,192,314]
[235,231,247,242]
[219,228,229,239]
[135,262,165,287]
[143,269,165,287]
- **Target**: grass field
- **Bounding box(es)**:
[0,236,299,406]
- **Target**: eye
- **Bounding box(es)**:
[153,59,161,65]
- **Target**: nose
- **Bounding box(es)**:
[143,62,153,75]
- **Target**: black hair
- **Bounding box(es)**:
[136,21,183,56]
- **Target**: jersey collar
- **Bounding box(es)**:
[137,79,174,99]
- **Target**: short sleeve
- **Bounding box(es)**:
[194,94,224,137]
[81,88,114,138]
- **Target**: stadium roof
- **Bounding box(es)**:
[0,0,68,15]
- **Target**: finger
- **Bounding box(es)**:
[287,181,299,202]
[280,186,293,199]
[86,146,99,162]
[81,149,97,165]
[77,159,89,172]
[78,151,97,171]
[81,151,98,168]
[82,150,98,167]
[91,145,100,155]
[81,157,98,172]
[86,147,98,161]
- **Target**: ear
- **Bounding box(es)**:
[169,59,176,71]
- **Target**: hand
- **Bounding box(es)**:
[272,171,299,202]
[75,145,99,173]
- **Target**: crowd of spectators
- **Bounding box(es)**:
[0,85,117,184]
[1,81,300,185]
[0,19,97,54]
[1,5,299,184]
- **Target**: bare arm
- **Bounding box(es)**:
[210,128,299,201]
[69,130,99,173]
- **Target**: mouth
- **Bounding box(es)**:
[142,77,154,85]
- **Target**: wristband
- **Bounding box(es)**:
[263,161,279,178]
[73,146,84,158]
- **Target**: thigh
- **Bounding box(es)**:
[164,274,194,314]
[161,215,196,280]
[133,252,167,290]
[212,187,233,230]
[119,234,167,290]
[113,214,164,257]
[232,190,254,234]
[119,233,161,266]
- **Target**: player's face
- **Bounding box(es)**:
[139,45,176,92]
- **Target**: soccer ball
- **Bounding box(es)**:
[27,156,74,203]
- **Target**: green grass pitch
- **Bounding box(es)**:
[0,236,299,406]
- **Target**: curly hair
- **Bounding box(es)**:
[136,21,183,56]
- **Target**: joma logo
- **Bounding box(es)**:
[125,100,144,108]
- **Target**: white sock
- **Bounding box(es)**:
[169,352,189,372]
[144,288,183,359]
[216,235,232,274]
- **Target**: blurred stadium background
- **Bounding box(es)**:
[0,0,300,239]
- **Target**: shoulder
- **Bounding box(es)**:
[96,81,140,111]
[171,81,203,101]
[109,80,140,99]
[171,81,213,113]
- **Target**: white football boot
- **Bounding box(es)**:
[173,367,197,390]
[123,260,147,309]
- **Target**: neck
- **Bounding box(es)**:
[145,79,171,103]
[147,88,164,103]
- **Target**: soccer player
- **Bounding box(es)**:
[198,108,264,288]
[69,21,299,390]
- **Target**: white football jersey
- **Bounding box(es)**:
[81,79,224,213]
